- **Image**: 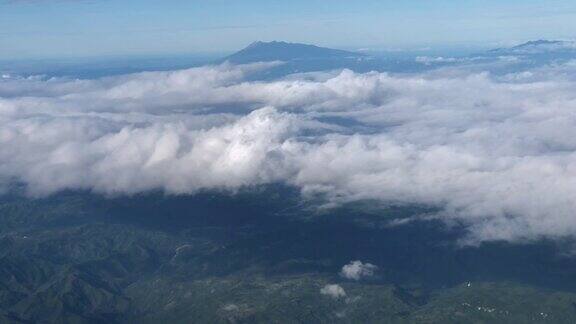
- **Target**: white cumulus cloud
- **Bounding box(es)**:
[2,61,576,244]
[320,284,346,299]
[340,261,378,281]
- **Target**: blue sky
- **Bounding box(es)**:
[1,0,576,59]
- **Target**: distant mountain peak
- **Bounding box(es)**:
[515,39,564,47]
[489,39,576,55]
[223,41,366,64]
[245,41,268,49]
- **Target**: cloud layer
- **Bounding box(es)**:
[2,61,576,244]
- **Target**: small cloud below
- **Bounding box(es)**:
[320,284,346,299]
[340,261,378,281]
[222,304,240,312]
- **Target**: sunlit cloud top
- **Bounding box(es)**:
[3,58,576,244]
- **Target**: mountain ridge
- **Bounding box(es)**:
[488,39,576,55]
[222,41,367,64]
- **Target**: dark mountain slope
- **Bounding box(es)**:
[3,188,576,322]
